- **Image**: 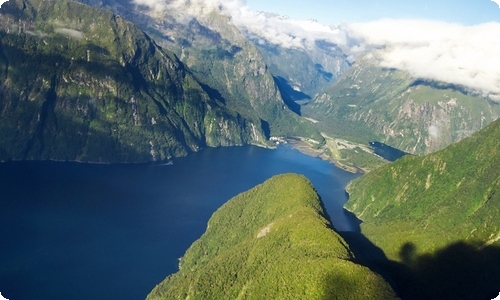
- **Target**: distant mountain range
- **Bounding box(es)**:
[11,0,495,161]
[248,34,349,113]
[303,54,500,155]
[0,0,324,163]
[76,0,324,142]
[2,1,500,299]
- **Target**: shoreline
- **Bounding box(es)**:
[285,137,363,174]
[0,140,370,174]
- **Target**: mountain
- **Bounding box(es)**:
[304,54,500,155]
[0,0,266,162]
[147,173,398,300]
[75,0,324,142]
[345,118,500,299]
[245,23,349,112]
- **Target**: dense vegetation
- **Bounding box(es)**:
[0,0,266,162]
[147,174,398,300]
[345,118,500,299]
[337,147,388,172]
[304,54,500,155]
[76,0,325,143]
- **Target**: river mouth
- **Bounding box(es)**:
[0,145,360,300]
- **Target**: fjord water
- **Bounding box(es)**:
[0,145,359,300]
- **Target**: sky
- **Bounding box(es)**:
[245,0,500,26]
[129,0,500,100]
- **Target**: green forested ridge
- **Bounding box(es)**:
[304,54,500,155]
[147,174,398,300]
[346,118,500,257]
[345,118,500,299]
[0,0,266,162]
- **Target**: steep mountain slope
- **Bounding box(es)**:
[147,174,398,300]
[76,0,323,142]
[249,33,349,109]
[304,54,500,155]
[0,0,265,162]
[346,118,500,259]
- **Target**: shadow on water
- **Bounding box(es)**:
[273,75,311,115]
[369,141,408,162]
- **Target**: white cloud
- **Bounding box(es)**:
[54,28,84,40]
[0,0,8,8]
[492,0,500,9]
[428,125,440,139]
[343,19,500,100]
[234,10,348,50]
[133,0,167,14]
[133,0,243,19]
[131,0,348,50]
[132,0,500,100]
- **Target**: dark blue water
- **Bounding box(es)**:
[369,141,407,162]
[0,145,359,300]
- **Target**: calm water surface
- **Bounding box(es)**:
[0,145,359,300]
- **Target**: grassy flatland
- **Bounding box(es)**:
[147,173,398,300]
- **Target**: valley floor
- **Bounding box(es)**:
[285,135,385,173]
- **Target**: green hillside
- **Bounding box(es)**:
[0,0,265,162]
[76,0,324,142]
[345,119,500,299]
[304,54,500,155]
[147,174,398,300]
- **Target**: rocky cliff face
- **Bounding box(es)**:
[251,37,349,106]
[0,0,264,162]
[305,54,500,154]
[75,0,324,141]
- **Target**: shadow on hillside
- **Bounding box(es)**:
[390,241,500,300]
[273,76,311,115]
[325,235,500,300]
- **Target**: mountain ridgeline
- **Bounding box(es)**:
[304,54,500,155]
[345,118,500,299]
[0,0,268,162]
[249,33,350,112]
[147,174,398,300]
[75,0,324,142]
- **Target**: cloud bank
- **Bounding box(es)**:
[133,0,500,100]
[133,0,348,49]
[54,28,85,40]
[344,20,500,100]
